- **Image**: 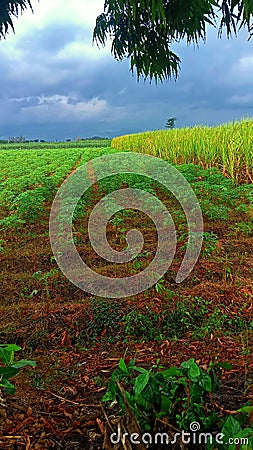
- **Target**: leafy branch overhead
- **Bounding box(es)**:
[93,0,253,81]
[0,1,252,83]
[0,0,33,38]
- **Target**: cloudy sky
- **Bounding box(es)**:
[0,0,252,141]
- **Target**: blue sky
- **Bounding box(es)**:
[0,0,252,141]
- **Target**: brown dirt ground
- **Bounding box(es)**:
[0,186,253,449]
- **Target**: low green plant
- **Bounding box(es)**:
[236,220,253,237]
[208,414,253,449]
[32,268,59,299]
[103,358,253,447]
[122,309,160,341]
[0,239,5,252]
[77,298,121,346]
[202,231,219,257]
[102,358,230,432]
[0,344,36,394]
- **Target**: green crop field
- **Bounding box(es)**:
[112,118,253,184]
[0,131,253,448]
[0,143,119,227]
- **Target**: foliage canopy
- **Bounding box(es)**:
[0,1,33,38]
[0,1,252,82]
[93,0,253,81]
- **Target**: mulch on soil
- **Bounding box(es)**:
[0,184,253,449]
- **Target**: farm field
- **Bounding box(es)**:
[0,127,253,449]
[112,118,253,184]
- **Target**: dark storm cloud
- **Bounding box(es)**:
[0,19,252,140]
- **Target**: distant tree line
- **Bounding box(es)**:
[6,137,46,143]
[75,136,110,142]
[0,136,110,144]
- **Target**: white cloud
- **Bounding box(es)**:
[11,0,105,33]
[9,96,33,103]
[237,55,253,71]
[20,95,108,121]
[229,53,253,85]
[1,0,110,60]
[0,0,253,139]
[229,94,253,105]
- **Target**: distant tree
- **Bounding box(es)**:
[66,139,71,142]
[8,136,26,143]
[40,139,45,142]
[33,139,39,143]
[165,117,177,130]
[88,136,109,140]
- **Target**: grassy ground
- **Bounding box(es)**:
[0,146,252,449]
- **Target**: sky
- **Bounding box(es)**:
[0,0,252,141]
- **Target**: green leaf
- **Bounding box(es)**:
[222,416,242,441]
[181,359,201,378]
[181,358,196,369]
[0,348,12,365]
[0,344,20,365]
[118,358,128,373]
[133,366,150,374]
[0,344,21,351]
[199,373,213,391]
[210,361,233,371]
[162,367,183,379]
[134,372,150,397]
[0,378,16,394]
[11,360,36,369]
[128,358,136,368]
[189,364,201,378]
[160,395,172,413]
[102,379,119,403]
[0,366,19,379]
[237,406,253,414]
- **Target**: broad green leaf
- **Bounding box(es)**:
[0,378,16,394]
[0,348,13,365]
[0,344,21,351]
[181,358,196,369]
[199,373,212,391]
[188,363,201,378]
[134,372,150,397]
[128,358,136,368]
[210,361,233,371]
[118,358,128,373]
[132,366,149,375]
[0,344,21,366]
[237,406,253,414]
[11,360,36,369]
[160,395,172,413]
[0,366,19,379]
[162,367,183,378]
[222,416,242,442]
[102,379,119,402]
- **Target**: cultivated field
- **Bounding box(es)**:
[112,118,253,183]
[0,127,252,449]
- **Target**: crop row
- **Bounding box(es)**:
[0,146,117,227]
[0,139,111,151]
[111,118,253,184]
